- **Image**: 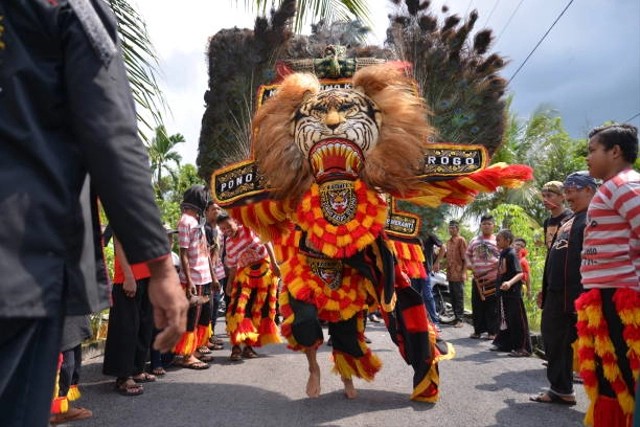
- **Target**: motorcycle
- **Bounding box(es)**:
[430,271,456,324]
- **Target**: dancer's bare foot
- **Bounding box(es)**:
[342,377,358,399]
[305,348,321,398]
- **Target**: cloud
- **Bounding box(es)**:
[131,0,640,165]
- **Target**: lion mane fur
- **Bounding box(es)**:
[253,62,434,201]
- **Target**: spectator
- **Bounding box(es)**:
[514,238,531,297]
[491,229,531,357]
[541,181,572,249]
[444,220,468,328]
[466,214,500,340]
[576,124,639,426]
[205,201,225,350]
[173,185,215,370]
[217,215,281,362]
[102,237,157,394]
[0,2,187,426]
[530,171,596,406]
[50,316,93,424]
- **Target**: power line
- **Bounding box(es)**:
[625,112,640,123]
[496,0,525,43]
[508,0,575,84]
[482,0,500,28]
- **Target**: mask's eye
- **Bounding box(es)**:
[311,105,328,114]
[338,102,355,112]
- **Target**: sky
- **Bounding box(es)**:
[131,0,640,166]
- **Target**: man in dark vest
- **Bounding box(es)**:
[0,1,188,425]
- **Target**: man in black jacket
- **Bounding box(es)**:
[530,172,597,406]
[0,1,188,425]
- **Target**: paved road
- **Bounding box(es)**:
[71,320,587,427]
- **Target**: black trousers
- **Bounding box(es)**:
[471,280,498,335]
[59,344,82,397]
[449,280,465,320]
[541,290,576,395]
[103,278,154,378]
[0,315,64,427]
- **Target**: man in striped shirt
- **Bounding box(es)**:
[575,124,639,426]
[466,214,500,340]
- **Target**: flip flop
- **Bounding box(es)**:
[197,354,215,363]
[197,346,213,354]
[229,346,243,362]
[115,378,144,396]
[151,367,167,376]
[132,372,157,383]
[469,333,481,339]
[181,360,210,370]
[508,349,531,358]
[529,392,576,406]
[50,406,93,424]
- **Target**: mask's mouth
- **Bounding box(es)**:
[309,138,364,183]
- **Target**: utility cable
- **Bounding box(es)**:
[624,112,640,123]
[496,0,525,43]
[508,0,574,84]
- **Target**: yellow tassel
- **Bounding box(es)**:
[410,363,439,402]
[67,385,81,401]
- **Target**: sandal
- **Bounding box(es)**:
[469,333,481,339]
[209,337,224,346]
[508,349,530,358]
[181,360,210,370]
[229,346,243,362]
[151,367,166,376]
[115,378,144,396]
[50,406,93,424]
[208,342,224,350]
[197,346,212,355]
[196,354,215,363]
[241,346,258,359]
[529,391,576,406]
[132,372,157,383]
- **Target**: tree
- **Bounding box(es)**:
[108,0,167,142]
[147,126,185,198]
[239,0,371,32]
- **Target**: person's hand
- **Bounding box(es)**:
[500,281,511,291]
[212,280,221,292]
[433,261,440,272]
[147,255,188,353]
[122,276,137,298]
[536,291,543,309]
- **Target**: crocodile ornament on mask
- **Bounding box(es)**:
[211,50,532,402]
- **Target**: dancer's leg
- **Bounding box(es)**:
[305,347,321,398]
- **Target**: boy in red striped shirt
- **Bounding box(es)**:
[218,215,281,361]
[575,124,639,427]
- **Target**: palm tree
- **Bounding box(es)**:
[239,0,371,32]
[108,0,166,142]
[147,126,185,198]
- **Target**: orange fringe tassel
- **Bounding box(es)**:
[575,288,638,426]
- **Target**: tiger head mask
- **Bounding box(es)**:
[252,62,433,201]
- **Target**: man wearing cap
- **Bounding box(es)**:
[541,181,573,249]
[531,172,596,406]
[443,220,467,327]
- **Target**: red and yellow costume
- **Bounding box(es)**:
[212,61,531,401]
